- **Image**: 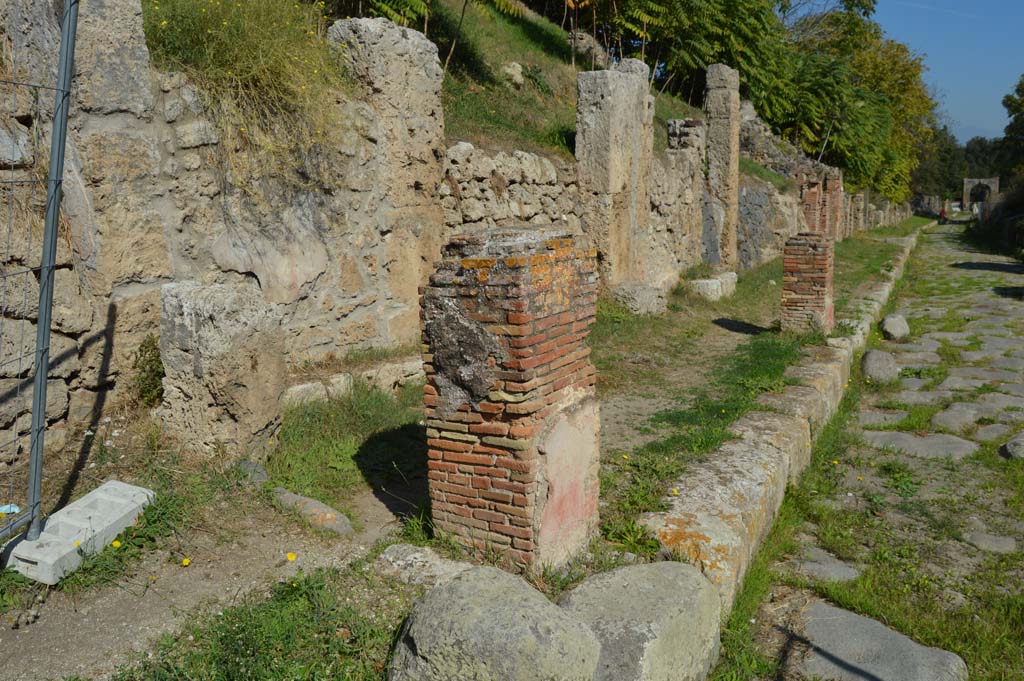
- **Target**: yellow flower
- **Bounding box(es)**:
[111,540,121,548]
[832,459,839,465]
[286,552,297,562]
[73,540,81,547]
[622,454,629,460]
[671,488,679,496]
[857,476,863,481]
[181,557,191,567]
[160,20,167,26]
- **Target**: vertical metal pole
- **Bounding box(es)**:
[26,0,79,541]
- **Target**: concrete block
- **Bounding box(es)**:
[2,480,154,585]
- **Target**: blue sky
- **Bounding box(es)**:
[873,0,1022,143]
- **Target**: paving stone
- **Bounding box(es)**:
[792,546,860,582]
[975,423,1011,442]
[963,349,1003,362]
[997,410,1024,425]
[887,339,941,353]
[931,402,998,432]
[922,331,971,344]
[888,390,953,406]
[900,377,930,390]
[859,409,906,427]
[990,357,1024,372]
[979,335,1020,350]
[997,383,1024,397]
[893,352,941,367]
[795,601,968,681]
[950,367,1019,382]
[965,530,1018,554]
[1001,432,1024,459]
[2,480,155,585]
[862,350,899,383]
[937,376,988,391]
[861,430,978,460]
[978,392,1024,410]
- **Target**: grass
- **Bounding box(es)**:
[265,381,425,519]
[869,215,933,239]
[740,157,795,193]
[111,563,419,680]
[0,422,246,615]
[141,0,347,177]
[599,331,807,556]
[130,333,165,408]
[833,234,900,310]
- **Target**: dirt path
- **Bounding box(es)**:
[0,483,403,681]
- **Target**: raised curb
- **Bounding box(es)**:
[643,225,928,617]
[1,480,155,585]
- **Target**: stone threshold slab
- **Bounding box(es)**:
[643,224,928,618]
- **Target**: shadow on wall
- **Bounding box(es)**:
[52,302,116,513]
[353,421,430,520]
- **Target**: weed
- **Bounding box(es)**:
[131,333,165,408]
[879,460,919,498]
[739,157,794,193]
[142,0,347,176]
[265,381,425,516]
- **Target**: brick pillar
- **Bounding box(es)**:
[824,170,844,241]
[704,63,740,268]
[801,182,823,232]
[421,227,600,567]
[781,232,834,334]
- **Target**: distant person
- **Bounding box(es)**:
[939,207,947,224]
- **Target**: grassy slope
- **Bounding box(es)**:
[435,0,699,156]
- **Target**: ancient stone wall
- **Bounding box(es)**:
[422,228,599,567]
[2,0,896,458]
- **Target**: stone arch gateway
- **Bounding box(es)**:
[963,177,1000,208]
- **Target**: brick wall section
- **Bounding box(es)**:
[421,227,600,566]
[801,182,824,233]
[781,232,834,334]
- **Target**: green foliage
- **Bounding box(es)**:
[131,334,165,408]
[113,568,416,680]
[740,157,794,193]
[141,0,347,166]
[913,124,966,198]
[266,381,424,515]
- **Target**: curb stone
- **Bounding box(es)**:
[643,225,929,617]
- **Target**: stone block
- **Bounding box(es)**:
[559,562,721,681]
[2,480,154,585]
[612,284,667,315]
[388,566,601,681]
[157,283,285,454]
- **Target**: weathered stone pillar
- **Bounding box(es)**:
[704,64,740,268]
[421,227,600,567]
[575,59,653,288]
[781,233,834,334]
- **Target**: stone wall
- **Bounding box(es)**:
[2,0,899,458]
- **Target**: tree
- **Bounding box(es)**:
[912,124,965,198]
[1002,74,1024,176]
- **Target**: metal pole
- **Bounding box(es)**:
[26,0,79,541]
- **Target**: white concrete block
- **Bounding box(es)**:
[2,480,154,585]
